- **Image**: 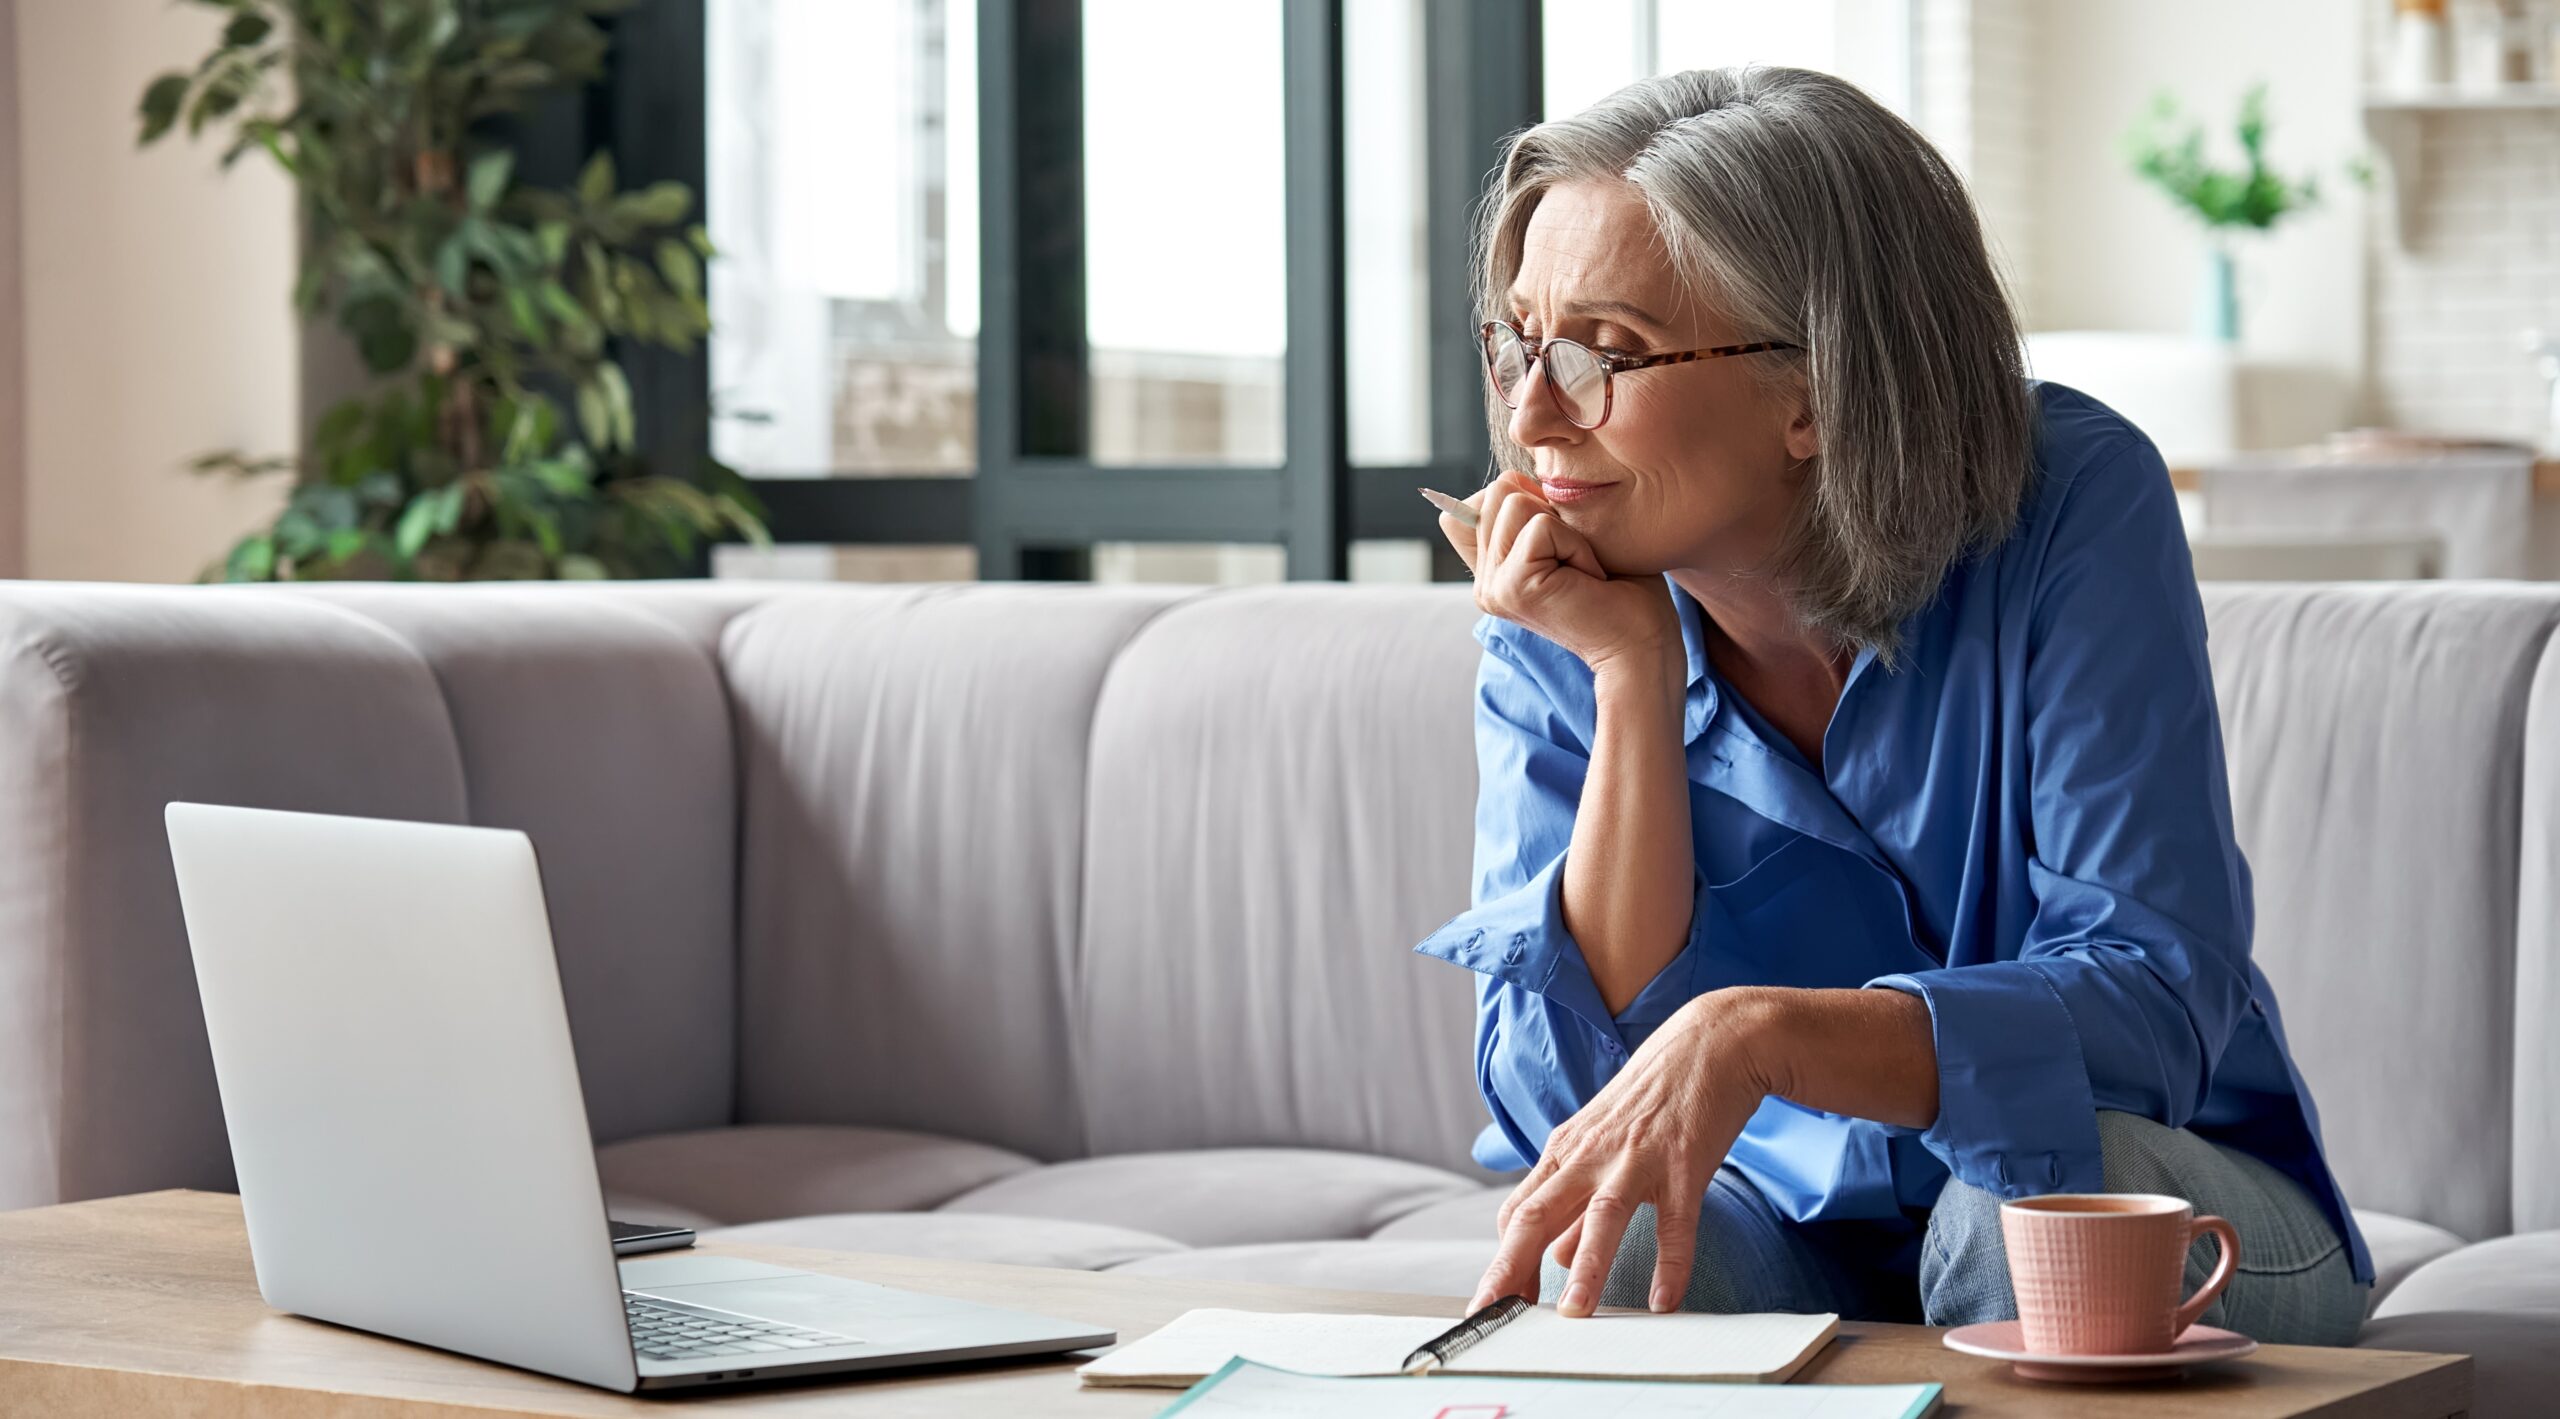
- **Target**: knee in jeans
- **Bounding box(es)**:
[1919,1174,2015,1326]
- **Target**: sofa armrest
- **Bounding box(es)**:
[0,585,466,1211]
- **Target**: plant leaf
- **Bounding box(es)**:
[654,238,699,300]
[598,361,635,449]
[220,12,271,48]
[225,533,278,583]
[577,150,616,205]
[467,149,515,212]
[618,181,693,227]
[394,496,441,558]
[138,73,192,144]
[576,381,611,451]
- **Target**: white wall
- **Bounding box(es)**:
[0,0,23,580]
[2022,0,2370,416]
[13,0,295,582]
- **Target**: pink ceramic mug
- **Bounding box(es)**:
[1999,1193,2239,1355]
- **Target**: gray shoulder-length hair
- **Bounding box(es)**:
[1480,66,2035,658]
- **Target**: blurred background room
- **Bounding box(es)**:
[0,0,2555,588]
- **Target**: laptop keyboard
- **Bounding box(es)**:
[623,1292,858,1361]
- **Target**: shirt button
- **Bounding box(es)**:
[1599,1036,1621,1056]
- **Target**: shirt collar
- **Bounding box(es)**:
[1668,573,1709,690]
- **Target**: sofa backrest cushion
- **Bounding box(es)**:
[281,586,750,1147]
[1075,585,1493,1175]
[723,583,1195,1162]
[2202,582,2560,1240]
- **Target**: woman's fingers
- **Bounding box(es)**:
[1437,508,1479,573]
[1556,1173,1641,1317]
[1476,471,1551,566]
[1495,1149,1560,1237]
[1512,509,1607,582]
[1484,483,1546,570]
[1645,1181,1703,1313]
[1473,1171,1585,1311]
[1547,1215,1585,1270]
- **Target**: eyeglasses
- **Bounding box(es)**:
[1479,319,1798,430]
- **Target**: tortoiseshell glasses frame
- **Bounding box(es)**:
[1479,318,1799,430]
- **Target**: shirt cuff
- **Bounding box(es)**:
[1865,961,2106,1197]
[1415,853,1615,1044]
[1414,855,1703,1054]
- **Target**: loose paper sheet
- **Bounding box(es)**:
[1157,1358,1941,1419]
[1079,1306,1839,1388]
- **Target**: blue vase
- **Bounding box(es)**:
[2196,242,2239,344]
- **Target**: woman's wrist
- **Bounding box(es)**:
[1686,986,1798,1100]
[1587,631,1684,714]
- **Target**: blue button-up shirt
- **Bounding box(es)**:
[1414,381,2372,1285]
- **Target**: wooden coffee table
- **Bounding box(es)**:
[0,1190,2468,1417]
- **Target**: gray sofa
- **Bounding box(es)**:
[1,578,2554,1406]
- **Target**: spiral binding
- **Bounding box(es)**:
[1400,1293,1531,1375]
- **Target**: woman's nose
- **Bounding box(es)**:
[1506,360,1583,448]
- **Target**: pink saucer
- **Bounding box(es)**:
[1942,1320,2258,1383]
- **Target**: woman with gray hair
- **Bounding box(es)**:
[1414,66,2370,1342]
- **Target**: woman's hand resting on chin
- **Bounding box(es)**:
[1437,470,1678,680]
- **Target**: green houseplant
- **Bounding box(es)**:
[139,0,766,581]
[2119,83,2350,345]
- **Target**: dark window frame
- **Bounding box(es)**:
[594,0,1540,580]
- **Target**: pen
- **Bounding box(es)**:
[1419,486,1479,529]
[1399,1293,1530,1375]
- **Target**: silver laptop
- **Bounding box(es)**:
[163,802,1114,1393]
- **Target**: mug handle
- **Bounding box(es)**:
[2171,1214,2241,1337]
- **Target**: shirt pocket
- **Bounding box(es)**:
[1698,834,1933,990]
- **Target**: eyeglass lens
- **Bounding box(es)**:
[1486,324,1608,427]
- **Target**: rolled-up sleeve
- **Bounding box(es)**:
[1414,619,1703,1170]
[1868,439,2257,1198]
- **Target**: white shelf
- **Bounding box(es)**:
[2359,87,2560,248]
[2364,85,2560,112]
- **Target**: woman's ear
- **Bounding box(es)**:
[1783,406,1820,463]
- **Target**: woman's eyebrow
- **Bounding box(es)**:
[1503,293,1668,328]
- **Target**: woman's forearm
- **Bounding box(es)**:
[1562,652,1695,1016]
[1739,986,1939,1130]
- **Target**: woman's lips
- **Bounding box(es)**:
[1539,478,1618,506]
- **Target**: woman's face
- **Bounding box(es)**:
[1502,178,1816,577]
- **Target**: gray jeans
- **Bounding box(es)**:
[1537,1111,2369,1345]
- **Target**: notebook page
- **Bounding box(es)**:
[1075,1309,1451,1386]
[1171,1359,1940,1418]
[1446,1308,1841,1382]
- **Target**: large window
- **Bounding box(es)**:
[618,0,1917,584]
[1080,0,1288,468]
[1543,0,1912,120]
[707,0,978,477]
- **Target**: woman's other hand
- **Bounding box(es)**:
[1470,989,1781,1317]
[1436,470,1678,679]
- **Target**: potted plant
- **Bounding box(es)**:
[2119,83,2352,345]
[138,0,767,581]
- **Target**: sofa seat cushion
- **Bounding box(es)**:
[704,1212,1185,1271]
[2357,1311,2560,1416]
[596,1125,1037,1225]
[1110,1241,1492,1298]
[1368,1186,1514,1241]
[2352,1209,2467,1313]
[2374,1230,2560,1320]
[936,1149,1482,1246]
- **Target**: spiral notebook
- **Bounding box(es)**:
[1076,1306,1840,1388]
[1160,1359,1942,1419]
